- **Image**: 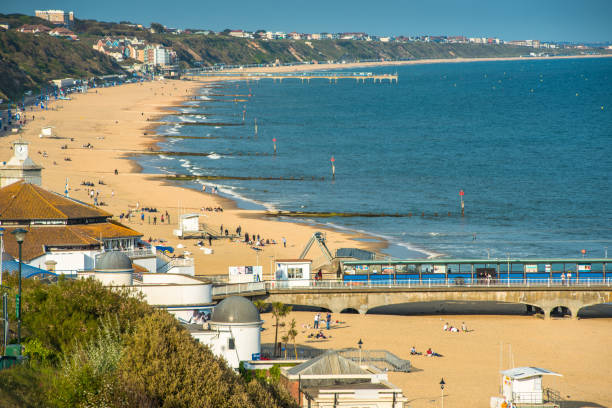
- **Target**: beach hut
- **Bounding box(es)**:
[173,213,201,238]
[499,367,562,405]
[274,259,311,287]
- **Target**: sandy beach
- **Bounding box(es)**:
[3,79,387,278]
[5,54,612,278]
[261,311,612,408]
[4,56,611,407]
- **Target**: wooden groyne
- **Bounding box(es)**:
[161,174,327,182]
[265,210,457,218]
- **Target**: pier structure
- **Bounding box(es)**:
[187,71,398,84]
[210,258,611,319]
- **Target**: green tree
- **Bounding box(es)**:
[150,22,165,33]
[253,299,267,313]
[271,302,292,357]
[287,319,298,359]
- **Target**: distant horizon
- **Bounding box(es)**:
[2,0,612,43]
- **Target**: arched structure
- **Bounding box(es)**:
[261,286,612,320]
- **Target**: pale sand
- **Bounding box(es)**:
[261,311,612,408]
[4,80,385,277]
[7,54,611,278]
[5,60,611,407]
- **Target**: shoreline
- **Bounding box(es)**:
[4,79,394,277]
[6,53,610,274]
[144,82,437,260]
[219,53,612,74]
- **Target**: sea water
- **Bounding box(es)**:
[143,58,612,259]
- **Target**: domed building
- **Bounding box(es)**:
[91,251,134,286]
[191,296,263,369]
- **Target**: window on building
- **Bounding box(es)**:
[228,338,235,350]
[287,267,303,279]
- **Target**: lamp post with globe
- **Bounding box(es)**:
[358,338,363,365]
[11,228,28,345]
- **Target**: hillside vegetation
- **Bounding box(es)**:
[0,30,123,101]
[0,276,297,408]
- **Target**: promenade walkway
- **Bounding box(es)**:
[212,278,612,319]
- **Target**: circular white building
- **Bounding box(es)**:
[91,251,134,286]
[192,296,263,369]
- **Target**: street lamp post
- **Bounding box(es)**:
[506,253,510,286]
[358,338,363,365]
[0,227,4,288]
[11,228,27,345]
[439,378,445,408]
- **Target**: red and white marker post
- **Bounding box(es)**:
[331,156,336,178]
[459,189,465,217]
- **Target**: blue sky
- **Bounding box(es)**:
[2,0,611,43]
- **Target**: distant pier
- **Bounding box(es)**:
[187,71,398,83]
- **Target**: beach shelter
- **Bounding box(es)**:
[500,367,562,404]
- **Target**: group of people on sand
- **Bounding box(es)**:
[442,321,469,333]
[301,312,338,341]
[411,346,443,357]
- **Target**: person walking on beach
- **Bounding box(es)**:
[140,212,144,225]
[282,237,287,248]
[166,211,170,224]
[326,312,331,330]
[220,224,223,235]
[153,216,157,225]
[208,233,212,247]
[314,313,319,329]
[237,225,241,236]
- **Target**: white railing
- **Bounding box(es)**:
[209,278,611,296]
[212,282,266,296]
[263,278,612,291]
[120,248,155,258]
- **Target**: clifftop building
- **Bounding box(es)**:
[35,9,74,26]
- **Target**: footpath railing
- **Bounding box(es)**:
[210,278,612,297]
[212,282,266,296]
[264,278,612,291]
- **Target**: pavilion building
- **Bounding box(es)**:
[0,180,144,273]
